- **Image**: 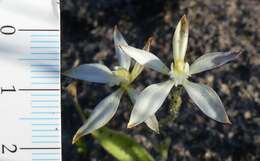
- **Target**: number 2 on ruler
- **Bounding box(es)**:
[1,144,17,154]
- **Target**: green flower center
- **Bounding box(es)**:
[113,67,131,90]
[171,60,190,86]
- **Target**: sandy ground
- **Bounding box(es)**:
[61,0,260,160]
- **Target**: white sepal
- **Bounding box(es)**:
[114,26,131,71]
[172,15,189,61]
[130,37,153,82]
[144,115,160,134]
[72,89,124,144]
[127,87,139,103]
[127,80,175,128]
[189,51,240,75]
[127,87,160,133]
[64,63,120,86]
[182,80,231,124]
[120,45,170,75]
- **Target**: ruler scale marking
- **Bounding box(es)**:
[0,0,61,160]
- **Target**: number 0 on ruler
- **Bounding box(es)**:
[0,0,61,161]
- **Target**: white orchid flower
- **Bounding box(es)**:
[65,28,159,143]
[120,15,240,128]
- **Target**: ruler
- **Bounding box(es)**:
[0,0,61,161]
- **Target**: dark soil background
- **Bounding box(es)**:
[61,0,260,161]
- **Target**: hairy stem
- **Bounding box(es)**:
[159,87,183,128]
[169,86,183,121]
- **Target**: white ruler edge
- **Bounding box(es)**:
[0,0,61,161]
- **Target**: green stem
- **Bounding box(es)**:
[71,94,88,154]
[74,97,87,122]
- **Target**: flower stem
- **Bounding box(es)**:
[74,96,87,122]
[159,87,183,127]
[169,86,183,121]
[67,82,87,122]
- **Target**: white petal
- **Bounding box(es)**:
[189,51,240,75]
[172,15,189,61]
[120,45,170,75]
[128,80,174,128]
[64,63,120,85]
[127,87,160,133]
[144,115,160,133]
[126,87,139,103]
[114,26,131,71]
[130,37,153,82]
[72,89,124,143]
[183,80,231,124]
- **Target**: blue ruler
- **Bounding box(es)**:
[0,0,61,161]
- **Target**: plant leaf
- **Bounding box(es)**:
[92,127,155,161]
